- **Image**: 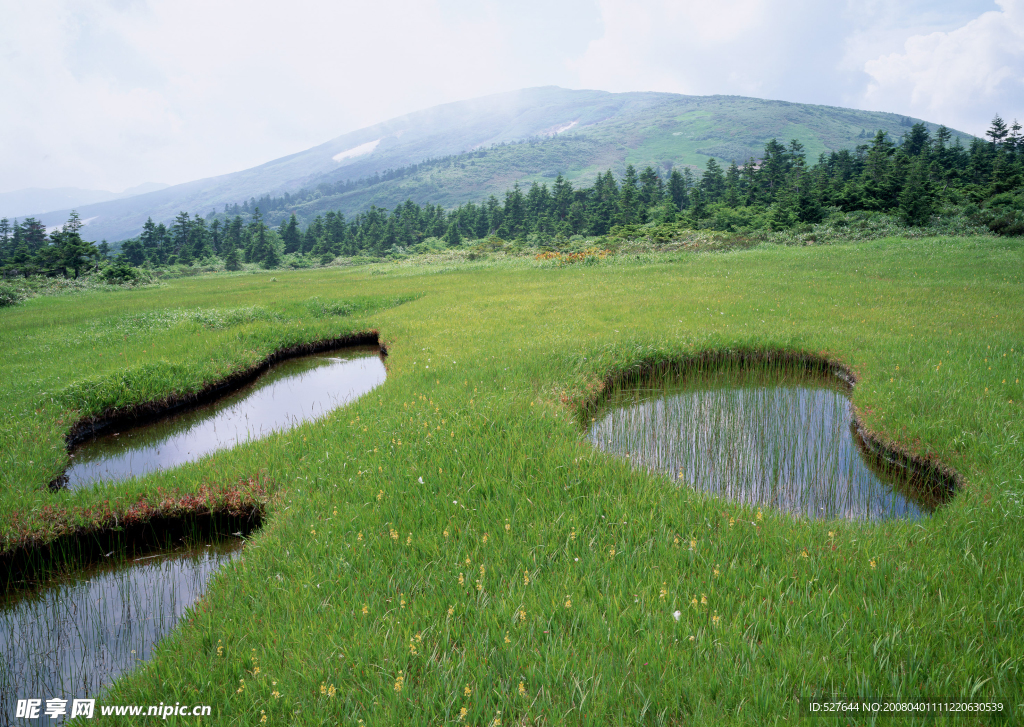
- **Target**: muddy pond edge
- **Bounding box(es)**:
[61,330,387,451]
[3,331,386,576]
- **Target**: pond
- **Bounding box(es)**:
[62,347,386,489]
[589,365,949,520]
[0,528,246,722]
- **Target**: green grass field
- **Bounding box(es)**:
[1,235,1022,725]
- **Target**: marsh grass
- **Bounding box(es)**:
[0,235,1021,724]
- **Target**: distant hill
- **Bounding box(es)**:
[28,87,973,241]
[0,183,170,221]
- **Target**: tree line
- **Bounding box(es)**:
[2,116,1021,277]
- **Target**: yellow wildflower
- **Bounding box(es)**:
[523,571,530,586]
[448,605,455,616]
[464,684,472,697]
[659,582,668,600]
[518,681,527,697]
[504,631,511,644]
[394,671,404,692]
[564,595,572,609]
[361,604,368,615]
[458,573,465,586]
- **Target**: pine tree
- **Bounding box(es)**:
[898,158,934,226]
[281,214,301,253]
[224,245,241,271]
[668,169,688,210]
[987,115,1009,146]
[444,220,462,246]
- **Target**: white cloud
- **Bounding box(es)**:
[861,0,1024,135]
[0,0,548,192]
[0,0,1014,192]
[571,0,853,101]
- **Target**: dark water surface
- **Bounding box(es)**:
[65,348,386,488]
[589,368,942,520]
[0,538,240,722]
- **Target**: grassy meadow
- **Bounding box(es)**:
[1,235,1023,725]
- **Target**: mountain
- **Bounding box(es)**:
[27,87,973,241]
[0,184,169,220]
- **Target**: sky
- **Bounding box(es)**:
[1,0,1021,194]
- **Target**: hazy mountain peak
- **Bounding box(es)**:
[26,87,971,241]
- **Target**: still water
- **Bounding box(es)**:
[0,537,241,723]
[589,368,945,520]
[64,348,386,488]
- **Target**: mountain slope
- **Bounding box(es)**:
[31,87,973,241]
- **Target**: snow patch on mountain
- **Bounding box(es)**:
[332,139,381,162]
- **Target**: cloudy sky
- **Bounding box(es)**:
[1,0,1021,193]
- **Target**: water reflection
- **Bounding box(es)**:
[0,539,240,722]
[590,369,940,520]
[65,348,386,488]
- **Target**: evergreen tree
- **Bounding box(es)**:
[899,158,934,226]
[0,218,10,263]
[50,211,97,278]
[724,161,741,207]
[987,115,1009,146]
[617,165,641,225]
[668,169,689,210]
[638,166,664,207]
[224,245,241,271]
[444,220,462,246]
[275,215,295,255]
[700,159,726,202]
[902,123,930,157]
